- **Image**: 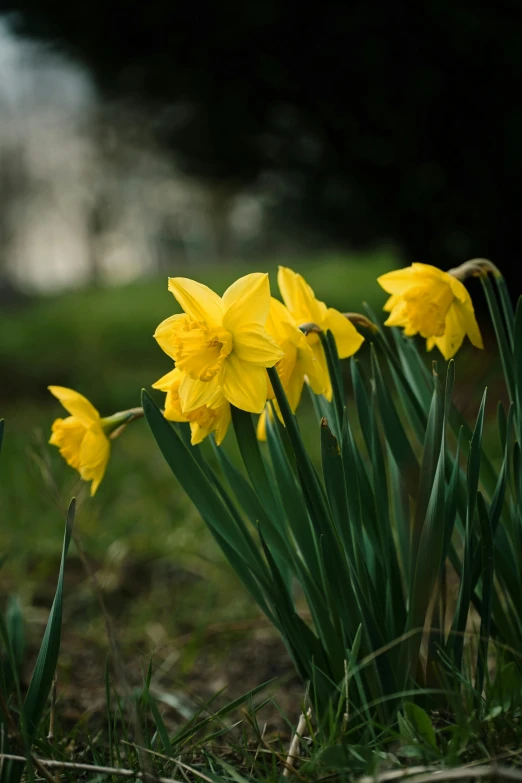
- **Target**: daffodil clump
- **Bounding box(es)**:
[44,256,522,719]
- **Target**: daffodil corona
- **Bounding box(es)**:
[277,266,364,400]
[154,274,283,414]
[48,386,111,496]
[153,367,231,446]
[377,263,483,360]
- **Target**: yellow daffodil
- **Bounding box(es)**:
[277,266,364,400]
[48,386,110,496]
[257,297,324,440]
[153,367,231,446]
[154,273,283,415]
[377,263,483,360]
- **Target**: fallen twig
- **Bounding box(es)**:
[283,708,311,777]
[0,753,181,782]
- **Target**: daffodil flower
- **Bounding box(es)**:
[153,367,231,446]
[48,386,111,496]
[377,263,483,360]
[154,274,283,415]
[257,297,324,440]
[277,266,364,400]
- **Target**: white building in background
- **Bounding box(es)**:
[0,18,264,294]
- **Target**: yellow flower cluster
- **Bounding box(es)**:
[152,267,364,445]
[48,261,483,496]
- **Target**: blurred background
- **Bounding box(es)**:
[0,2,515,709]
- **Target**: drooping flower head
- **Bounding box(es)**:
[48,386,110,496]
[154,274,283,415]
[377,263,483,360]
[277,267,365,400]
[257,297,324,440]
[153,367,231,446]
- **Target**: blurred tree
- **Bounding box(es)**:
[0,143,31,304]
[4,1,522,277]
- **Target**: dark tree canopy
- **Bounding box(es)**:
[5,0,522,274]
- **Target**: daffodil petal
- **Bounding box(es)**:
[447,274,473,305]
[153,314,187,359]
[214,404,231,446]
[233,324,284,366]
[48,386,100,427]
[383,300,410,327]
[411,263,450,283]
[284,364,306,411]
[152,367,183,391]
[377,267,417,295]
[325,308,364,359]
[164,389,188,422]
[266,296,294,331]
[178,374,222,413]
[189,421,206,446]
[222,273,271,331]
[431,303,466,360]
[168,278,223,325]
[309,342,331,400]
[79,427,110,496]
[297,340,325,395]
[49,417,86,470]
[256,408,268,441]
[221,354,268,413]
[455,299,483,350]
[277,266,326,325]
[383,293,402,313]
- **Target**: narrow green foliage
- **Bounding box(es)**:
[23,498,75,735]
[142,266,521,732]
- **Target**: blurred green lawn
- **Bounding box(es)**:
[0,252,394,636]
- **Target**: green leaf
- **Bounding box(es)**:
[319,330,344,436]
[230,406,284,526]
[481,274,515,404]
[475,492,493,701]
[494,273,515,346]
[267,367,333,533]
[142,389,266,578]
[350,358,373,458]
[448,390,487,667]
[264,408,322,585]
[403,701,438,749]
[210,434,295,591]
[320,418,352,557]
[6,595,25,670]
[410,365,446,566]
[514,297,522,442]
[23,498,75,735]
[172,679,274,749]
[371,345,420,496]
[497,401,508,453]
